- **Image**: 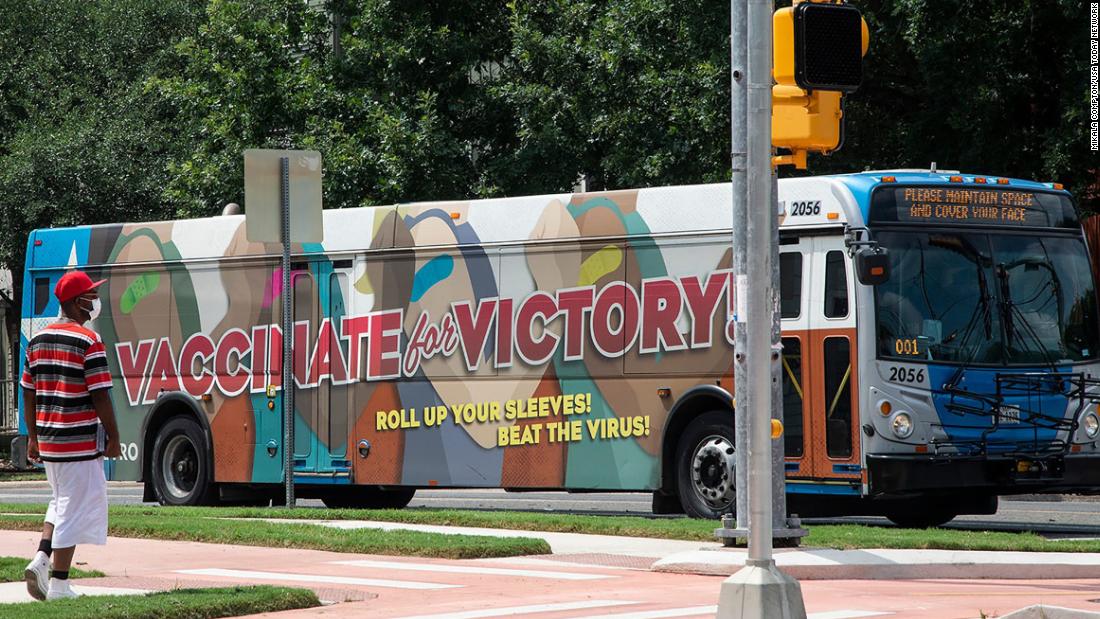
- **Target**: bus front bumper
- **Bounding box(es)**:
[866,453,1100,496]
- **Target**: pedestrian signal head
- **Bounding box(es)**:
[774,2,867,93]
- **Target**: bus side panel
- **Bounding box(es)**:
[88,222,276,485]
[77,190,743,492]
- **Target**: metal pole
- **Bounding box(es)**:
[731,0,750,534]
[770,169,788,532]
[745,0,775,565]
[718,2,807,614]
[281,156,295,508]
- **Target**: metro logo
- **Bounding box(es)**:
[114,270,735,405]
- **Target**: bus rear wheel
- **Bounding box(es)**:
[676,410,736,520]
[151,416,216,506]
[322,487,416,509]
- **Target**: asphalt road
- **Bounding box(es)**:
[0,482,1098,537]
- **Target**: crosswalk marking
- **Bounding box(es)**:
[808,611,891,619]
[394,600,639,619]
[174,568,460,590]
[572,604,718,618]
[332,559,614,580]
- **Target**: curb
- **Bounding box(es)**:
[1001,606,1100,618]
[651,548,1100,580]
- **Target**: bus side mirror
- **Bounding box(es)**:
[855,247,889,286]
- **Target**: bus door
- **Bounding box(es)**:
[779,237,811,479]
[291,259,354,477]
[803,236,860,484]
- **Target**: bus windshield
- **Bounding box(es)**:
[874,230,1100,365]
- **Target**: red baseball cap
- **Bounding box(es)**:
[54,271,106,302]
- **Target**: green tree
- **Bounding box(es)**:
[497,0,730,193]
[0,0,202,302]
[818,0,1092,206]
[152,0,514,213]
[500,0,1094,210]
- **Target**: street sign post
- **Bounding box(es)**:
[244,148,323,509]
[245,149,323,244]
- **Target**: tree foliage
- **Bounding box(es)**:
[0,0,203,300]
[151,0,514,214]
[0,0,1094,303]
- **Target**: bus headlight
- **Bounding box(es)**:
[1083,412,1100,438]
[891,412,914,439]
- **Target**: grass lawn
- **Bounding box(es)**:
[0,507,549,559]
[0,556,102,582]
[0,502,1088,554]
[0,585,319,619]
[0,471,47,482]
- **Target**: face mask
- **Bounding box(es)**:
[79,297,102,322]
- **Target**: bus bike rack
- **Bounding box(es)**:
[933,372,1100,461]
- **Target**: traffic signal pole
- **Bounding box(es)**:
[743,0,775,567]
[718,0,807,616]
[730,0,749,536]
[726,0,806,547]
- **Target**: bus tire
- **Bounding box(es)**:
[322,487,416,509]
[885,507,957,528]
[151,416,217,506]
[675,410,736,520]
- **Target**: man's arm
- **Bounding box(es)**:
[90,390,121,458]
[21,387,38,462]
[84,334,121,459]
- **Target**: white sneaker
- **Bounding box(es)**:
[23,551,48,601]
[46,578,79,600]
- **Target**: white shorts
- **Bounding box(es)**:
[44,458,108,548]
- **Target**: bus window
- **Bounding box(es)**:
[33,278,49,315]
[823,337,852,458]
[780,253,802,319]
[292,271,314,458]
[328,272,349,458]
[823,251,849,318]
[781,337,804,457]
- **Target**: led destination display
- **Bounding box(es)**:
[870,185,1078,228]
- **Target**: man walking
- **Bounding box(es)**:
[21,270,121,600]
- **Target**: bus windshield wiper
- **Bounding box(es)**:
[942,240,994,391]
[996,258,1063,371]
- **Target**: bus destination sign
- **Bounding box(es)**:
[870,186,1078,229]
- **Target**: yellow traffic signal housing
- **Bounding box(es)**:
[774,2,869,93]
[772,85,843,165]
[773,1,869,167]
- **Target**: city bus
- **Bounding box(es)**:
[18,170,1100,526]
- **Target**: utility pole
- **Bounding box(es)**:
[725,0,805,548]
[729,0,749,537]
[720,0,868,614]
[717,0,806,616]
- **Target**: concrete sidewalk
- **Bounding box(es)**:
[0,530,1099,617]
[251,517,1100,581]
[0,581,149,603]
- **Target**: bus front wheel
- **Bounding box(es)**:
[151,416,216,506]
[322,487,416,509]
[675,410,736,520]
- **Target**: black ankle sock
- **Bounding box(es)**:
[37,539,52,557]
[51,570,69,580]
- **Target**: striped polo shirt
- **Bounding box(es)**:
[20,320,113,462]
